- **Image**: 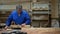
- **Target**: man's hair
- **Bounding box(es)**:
[16,5,22,9]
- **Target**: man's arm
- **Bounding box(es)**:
[25,12,31,25]
[5,13,13,28]
[21,12,31,27]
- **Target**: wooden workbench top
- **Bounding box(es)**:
[0,28,60,34]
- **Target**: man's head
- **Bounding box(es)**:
[16,5,22,14]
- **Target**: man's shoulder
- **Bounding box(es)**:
[22,9,28,14]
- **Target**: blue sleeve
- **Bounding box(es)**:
[25,12,31,25]
[6,13,13,26]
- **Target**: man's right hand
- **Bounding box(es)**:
[4,26,8,30]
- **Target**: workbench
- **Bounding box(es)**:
[0,28,60,34]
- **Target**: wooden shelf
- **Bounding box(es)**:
[31,1,50,27]
[32,19,48,21]
[32,16,49,20]
[31,2,49,4]
[0,17,7,19]
[33,13,48,15]
[31,2,49,11]
[32,9,49,11]
[0,23,6,26]
[31,20,49,27]
[32,12,50,14]
[0,14,10,17]
[0,0,31,4]
[32,9,51,11]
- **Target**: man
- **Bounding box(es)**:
[5,5,31,29]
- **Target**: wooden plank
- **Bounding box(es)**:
[0,28,60,34]
[51,0,59,18]
[21,28,60,34]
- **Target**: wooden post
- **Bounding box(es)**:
[51,0,58,18]
[51,0,59,27]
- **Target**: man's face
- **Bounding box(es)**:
[17,8,22,14]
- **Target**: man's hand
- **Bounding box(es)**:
[4,26,8,30]
[21,23,26,27]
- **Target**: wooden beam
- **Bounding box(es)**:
[51,0,59,18]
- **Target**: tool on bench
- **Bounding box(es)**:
[1,25,27,34]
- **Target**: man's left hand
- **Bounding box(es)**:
[21,23,26,27]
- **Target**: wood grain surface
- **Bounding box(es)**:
[0,28,60,34]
